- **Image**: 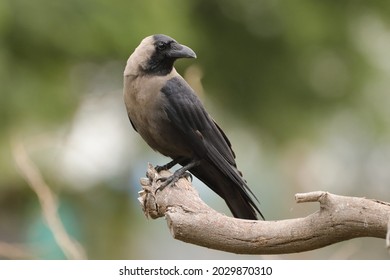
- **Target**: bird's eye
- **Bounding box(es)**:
[156,42,167,51]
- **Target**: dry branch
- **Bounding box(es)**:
[12,140,86,260]
[138,164,390,255]
[0,242,32,259]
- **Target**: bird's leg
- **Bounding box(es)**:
[155,158,180,173]
[156,159,200,192]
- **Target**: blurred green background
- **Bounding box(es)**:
[1,0,390,259]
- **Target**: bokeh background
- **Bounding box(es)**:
[1,0,390,259]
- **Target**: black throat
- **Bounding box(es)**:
[144,55,175,76]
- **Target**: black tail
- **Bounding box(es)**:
[188,160,264,220]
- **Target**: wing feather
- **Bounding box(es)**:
[161,77,235,164]
[161,76,261,209]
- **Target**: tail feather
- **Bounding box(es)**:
[188,161,263,220]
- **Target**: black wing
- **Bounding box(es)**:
[161,77,236,164]
[161,76,262,219]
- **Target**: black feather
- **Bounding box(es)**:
[161,77,263,220]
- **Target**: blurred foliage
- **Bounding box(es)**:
[1,0,390,259]
[192,0,390,142]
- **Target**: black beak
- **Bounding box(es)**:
[168,42,197,59]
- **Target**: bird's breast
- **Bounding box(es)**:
[123,73,192,158]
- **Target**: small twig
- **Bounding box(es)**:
[295,191,326,203]
[12,139,86,260]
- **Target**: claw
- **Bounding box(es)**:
[155,159,179,173]
[154,159,200,194]
[155,171,192,194]
[183,172,193,182]
[155,176,175,194]
[155,165,166,173]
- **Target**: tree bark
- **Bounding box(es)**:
[138,164,390,255]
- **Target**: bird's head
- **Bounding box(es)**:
[125,34,196,76]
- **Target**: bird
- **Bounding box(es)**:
[123,34,263,220]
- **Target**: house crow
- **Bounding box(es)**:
[123,34,263,220]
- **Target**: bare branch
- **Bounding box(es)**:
[138,164,390,255]
[12,140,86,260]
[0,242,32,259]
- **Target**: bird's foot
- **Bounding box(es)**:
[155,159,179,173]
[155,164,169,173]
[155,159,199,194]
[155,171,192,193]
